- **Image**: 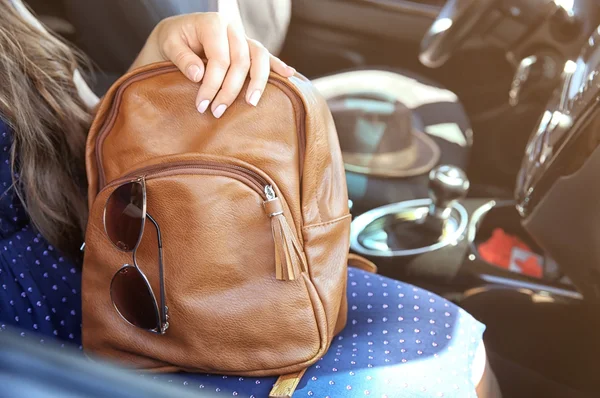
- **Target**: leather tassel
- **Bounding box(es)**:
[264,197,306,281]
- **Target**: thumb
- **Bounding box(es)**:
[162,38,206,83]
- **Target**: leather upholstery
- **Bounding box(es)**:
[82,62,350,376]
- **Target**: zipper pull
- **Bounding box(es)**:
[265,185,277,201]
[263,185,306,281]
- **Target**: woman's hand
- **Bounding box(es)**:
[130,13,295,118]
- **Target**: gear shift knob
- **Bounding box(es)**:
[428,165,469,220]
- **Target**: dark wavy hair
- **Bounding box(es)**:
[0,1,91,258]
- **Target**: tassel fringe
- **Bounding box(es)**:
[265,198,306,281]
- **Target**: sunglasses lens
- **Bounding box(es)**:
[105,181,145,251]
[110,266,159,331]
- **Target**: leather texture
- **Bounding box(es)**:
[82,62,350,375]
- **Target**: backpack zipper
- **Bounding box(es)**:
[104,161,270,199]
[94,65,306,190]
[100,160,307,281]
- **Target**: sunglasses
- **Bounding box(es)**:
[103,178,169,334]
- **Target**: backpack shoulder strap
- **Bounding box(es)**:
[348,253,378,274]
[269,368,307,398]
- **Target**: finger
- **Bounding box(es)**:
[210,24,251,118]
[161,35,206,83]
[270,55,295,77]
[245,39,270,107]
[195,16,231,114]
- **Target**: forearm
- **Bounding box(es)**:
[128,26,162,72]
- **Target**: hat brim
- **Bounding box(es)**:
[342,129,440,178]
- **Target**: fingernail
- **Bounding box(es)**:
[187,65,202,82]
[212,104,227,119]
[287,66,296,74]
[197,99,210,114]
[248,90,261,107]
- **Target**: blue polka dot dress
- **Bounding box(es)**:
[0,119,487,397]
[149,269,487,397]
[0,119,82,346]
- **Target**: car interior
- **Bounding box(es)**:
[5,0,600,397]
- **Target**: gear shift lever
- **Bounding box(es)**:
[424,165,469,232]
[351,164,470,256]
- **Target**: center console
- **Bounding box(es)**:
[350,164,581,298]
[517,23,600,304]
[351,21,600,304]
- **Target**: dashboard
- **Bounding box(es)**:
[516,25,600,217]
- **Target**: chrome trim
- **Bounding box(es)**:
[350,198,468,257]
[509,56,538,107]
[467,200,496,243]
[479,274,583,300]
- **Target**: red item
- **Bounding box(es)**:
[516,256,544,278]
[478,228,531,269]
[478,228,543,278]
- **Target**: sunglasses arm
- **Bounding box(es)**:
[146,213,167,331]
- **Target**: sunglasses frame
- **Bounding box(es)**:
[103,177,168,334]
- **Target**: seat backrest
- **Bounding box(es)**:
[63,0,291,74]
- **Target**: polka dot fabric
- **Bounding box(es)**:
[0,120,485,397]
[0,120,81,346]
[158,269,485,397]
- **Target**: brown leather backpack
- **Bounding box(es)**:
[81,62,351,391]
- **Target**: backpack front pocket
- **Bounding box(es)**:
[82,156,326,373]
